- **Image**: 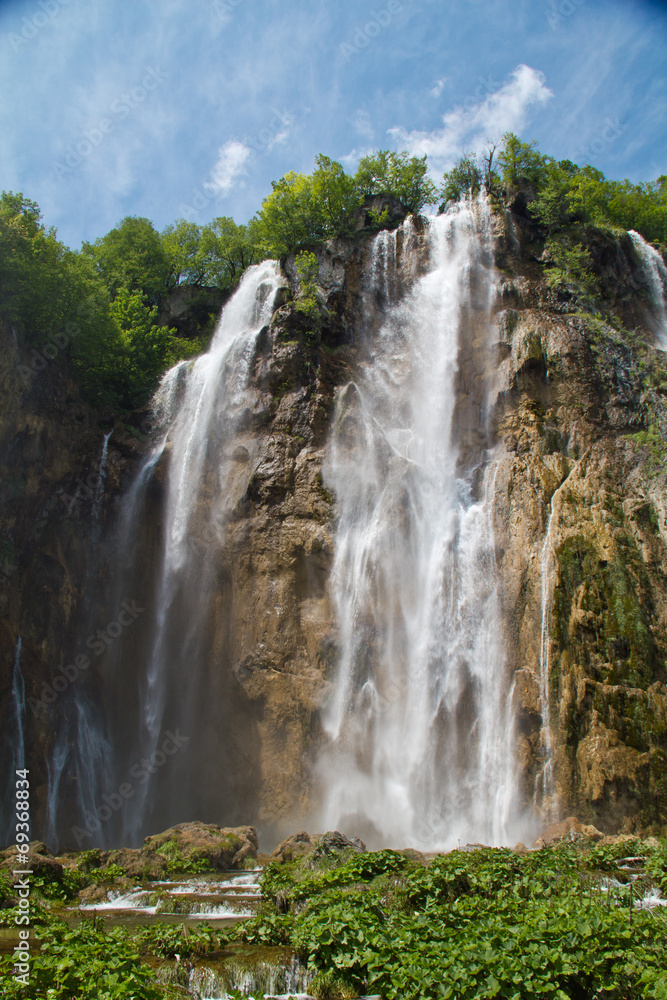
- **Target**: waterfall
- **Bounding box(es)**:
[629,230,667,348]
[110,260,284,843]
[11,636,25,774]
[92,430,113,520]
[538,503,556,819]
[319,200,520,850]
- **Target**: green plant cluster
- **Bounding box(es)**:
[238,842,667,1000]
[154,839,214,874]
[443,133,667,247]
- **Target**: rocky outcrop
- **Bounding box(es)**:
[490,210,667,833]
[143,822,258,870]
[1,203,666,849]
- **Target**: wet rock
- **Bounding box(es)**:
[0,843,63,885]
[106,848,168,879]
[272,831,319,863]
[143,821,258,870]
[532,816,604,848]
[311,831,366,859]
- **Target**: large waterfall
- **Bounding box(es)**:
[319,202,520,850]
[39,206,526,851]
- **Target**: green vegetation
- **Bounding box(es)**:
[2,136,665,416]
[236,841,667,1000]
[2,841,667,998]
[443,132,667,245]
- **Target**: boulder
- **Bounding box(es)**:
[143,822,258,871]
[105,848,168,879]
[532,816,604,848]
[310,831,366,861]
[272,831,319,863]
[0,843,63,886]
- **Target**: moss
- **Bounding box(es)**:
[554,534,663,688]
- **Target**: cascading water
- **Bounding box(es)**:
[538,503,556,818]
[319,200,521,850]
[10,637,26,777]
[629,230,667,348]
[100,260,284,844]
[92,430,113,521]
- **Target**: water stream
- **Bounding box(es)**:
[319,201,521,849]
[629,230,667,348]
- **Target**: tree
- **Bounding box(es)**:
[82,216,172,305]
[200,217,260,287]
[254,171,326,257]
[354,150,437,212]
[110,288,171,408]
[162,219,206,286]
[497,132,548,191]
[441,154,483,204]
[312,155,359,237]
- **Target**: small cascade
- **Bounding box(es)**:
[319,199,521,850]
[629,230,667,348]
[186,954,310,1000]
[92,430,113,521]
[538,503,556,819]
[11,636,26,774]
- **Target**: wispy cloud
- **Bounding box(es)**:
[388,65,553,175]
[430,78,447,98]
[205,139,252,196]
[350,109,375,141]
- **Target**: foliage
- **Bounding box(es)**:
[353,149,437,213]
[135,920,218,959]
[237,842,667,1000]
[543,236,596,296]
[441,153,483,204]
[0,915,165,999]
[154,840,214,874]
[497,132,548,191]
[82,215,172,305]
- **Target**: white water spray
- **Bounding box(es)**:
[11,636,25,774]
[319,201,520,850]
[629,230,667,348]
[92,430,113,520]
[121,260,284,840]
[538,503,556,818]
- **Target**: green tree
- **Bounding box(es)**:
[312,154,359,237]
[254,171,325,257]
[110,288,172,407]
[82,216,172,305]
[497,132,548,191]
[441,153,483,204]
[354,150,437,212]
[200,216,260,287]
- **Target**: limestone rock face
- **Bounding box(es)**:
[1,206,666,848]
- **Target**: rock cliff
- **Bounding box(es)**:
[1,203,666,848]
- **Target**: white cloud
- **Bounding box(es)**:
[430,78,447,98]
[205,139,252,196]
[389,65,553,175]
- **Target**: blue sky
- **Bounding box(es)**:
[1,0,665,248]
